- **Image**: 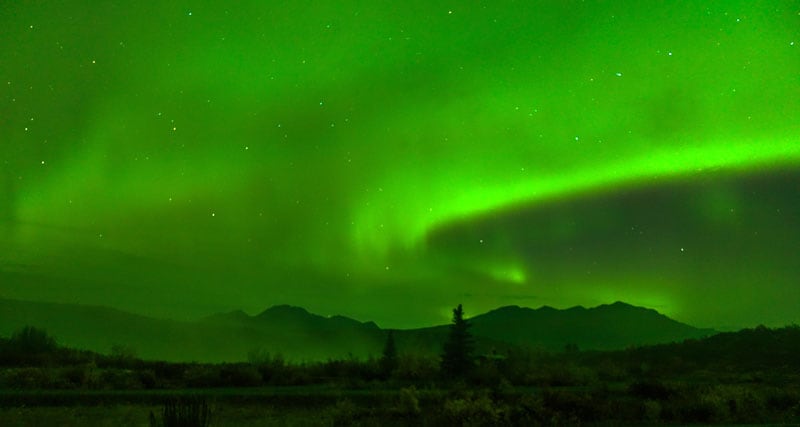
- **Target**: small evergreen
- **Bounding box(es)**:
[380,330,398,378]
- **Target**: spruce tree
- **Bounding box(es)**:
[440,304,474,378]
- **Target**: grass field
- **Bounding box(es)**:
[1,383,799,426]
[2,326,799,425]
[0,405,336,427]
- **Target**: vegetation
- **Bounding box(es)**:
[379,330,398,379]
[440,304,475,380]
[1,322,799,425]
[150,397,211,427]
[10,326,57,353]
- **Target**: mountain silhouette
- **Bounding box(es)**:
[0,298,713,362]
[467,301,714,350]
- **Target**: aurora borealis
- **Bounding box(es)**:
[1,1,798,329]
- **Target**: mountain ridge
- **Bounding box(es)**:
[0,297,714,362]
[469,300,713,351]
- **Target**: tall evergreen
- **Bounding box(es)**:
[440,304,474,378]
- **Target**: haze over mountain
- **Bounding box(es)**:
[0,298,713,362]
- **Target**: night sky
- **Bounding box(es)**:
[1,1,798,329]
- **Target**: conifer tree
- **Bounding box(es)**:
[440,304,474,378]
[380,330,398,378]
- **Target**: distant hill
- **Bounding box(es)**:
[0,299,382,362]
[0,298,193,360]
[572,324,800,382]
[198,304,384,360]
[466,301,715,351]
[0,298,714,362]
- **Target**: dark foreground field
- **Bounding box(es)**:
[2,381,800,426]
[2,325,799,425]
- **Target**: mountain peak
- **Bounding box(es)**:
[257,304,311,318]
[487,305,522,313]
[596,301,662,316]
[610,301,633,307]
[594,301,646,311]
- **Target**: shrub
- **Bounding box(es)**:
[150,397,211,427]
[328,399,360,427]
[99,368,142,390]
[218,364,262,387]
[541,389,605,422]
[470,359,504,387]
[441,391,505,426]
[4,367,54,389]
[139,369,158,389]
[396,386,421,416]
[395,354,439,383]
[10,326,57,354]
[628,379,673,400]
[183,365,220,388]
[643,399,662,421]
[109,344,138,368]
[505,393,545,425]
[60,363,97,388]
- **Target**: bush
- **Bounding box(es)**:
[3,367,53,389]
[328,399,360,427]
[441,391,505,426]
[150,361,189,384]
[98,368,143,390]
[60,363,97,388]
[150,397,211,427]
[183,365,220,388]
[395,386,421,416]
[642,399,662,421]
[0,327,59,366]
[139,369,158,389]
[545,363,597,387]
[628,380,673,400]
[10,326,57,354]
[541,389,605,422]
[109,344,138,368]
[508,393,546,425]
[394,354,439,383]
[257,361,314,386]
[218,364,262,387]
[470,359,504,387]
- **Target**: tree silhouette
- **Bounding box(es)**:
[380,330,398,378]
[440,304,474,379]
[10,326,57,354]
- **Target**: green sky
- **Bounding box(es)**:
[1,1,798,329]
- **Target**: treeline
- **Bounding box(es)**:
[1,322,800,391]
[2,322,800,424]
[575,324,800,383]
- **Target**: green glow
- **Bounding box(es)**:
[352,136,800,256]
[481,262,527,286]
[1,1,798,329]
